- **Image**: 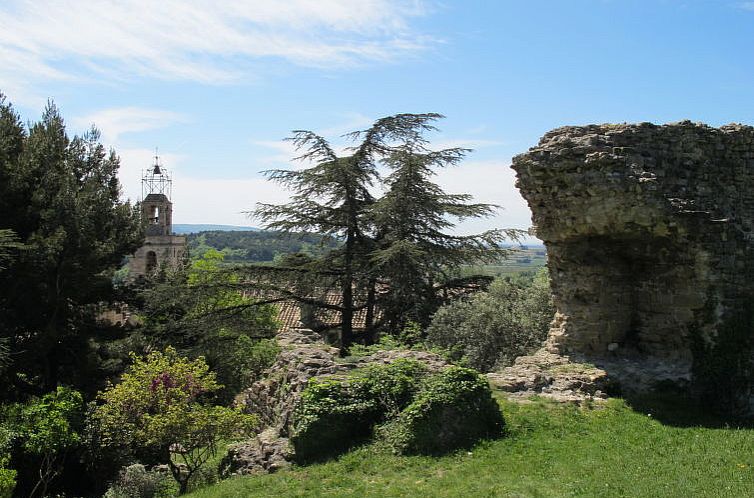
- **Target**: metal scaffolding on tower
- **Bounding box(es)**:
[141,151,173,200]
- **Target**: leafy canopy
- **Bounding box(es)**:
[95,348,256,494]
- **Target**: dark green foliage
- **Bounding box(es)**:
[371,146,523,331]
[291,359,428,461]
[0,93,142,396]
[427,267,554,371]
[291,360,502,461]
[228,336,280,392]
[138,250,280,402]
[381,367,504,455]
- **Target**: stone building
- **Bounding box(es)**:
[128,156,186,279]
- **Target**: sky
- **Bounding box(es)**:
[2,0,754,238]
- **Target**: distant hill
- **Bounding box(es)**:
[172,224,259,234]
[187,230,340,262]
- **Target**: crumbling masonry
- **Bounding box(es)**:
[510,121,754,414]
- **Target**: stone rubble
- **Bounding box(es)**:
[487,350,610,404]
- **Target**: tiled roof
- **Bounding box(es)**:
[244,287,381,332]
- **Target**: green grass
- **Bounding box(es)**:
[186,396,754,498]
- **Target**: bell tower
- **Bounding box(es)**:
[141,156,174,236]
[128,153,187,279]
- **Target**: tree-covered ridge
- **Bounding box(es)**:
[187,230,340,263]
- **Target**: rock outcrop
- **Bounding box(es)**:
[487,350,610,404]
[222,328,449,475]
[510,122,754,414]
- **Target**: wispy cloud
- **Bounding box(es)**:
[0,0,435,101]
[738,2,754,11]
[73,107,189,143]
[430,138,505,151]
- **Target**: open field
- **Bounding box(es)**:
[188,395,754,498]
[462,246,547,278]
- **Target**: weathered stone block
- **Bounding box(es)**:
[512,122,754,415]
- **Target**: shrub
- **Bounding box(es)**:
[94,348,257,494]
[291,359,428,461]
[230,336,280,388]
[426,268,554,371]
[292,361,503,460]
[0,469,14,498]
[4,387,84,498]
[0,426,15,498]
[103,464,176,498]
[381,366,504,455]
[291,377,378,462]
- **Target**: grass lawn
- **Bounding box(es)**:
[187,396,754,498]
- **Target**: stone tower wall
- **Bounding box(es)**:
[128,193,186,279]
[511,121,754,413]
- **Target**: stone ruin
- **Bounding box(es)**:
[509,121,754,415]
[222,327,449,475]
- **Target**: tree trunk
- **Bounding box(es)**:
[340,279,353,355]
[340,227,355,355]
[364,279,376,343]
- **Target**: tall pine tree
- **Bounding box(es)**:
[254,114,442,353]
[0,94,142,395]
[371,143,523,331]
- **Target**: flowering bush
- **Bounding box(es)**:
[94,348,256,494]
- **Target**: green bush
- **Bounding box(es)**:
[292,361,503,460]
[291,359,428,461]
[94,348,257,494]
[427,268,554,371]
[103,464,176,498]
[0,425,15,498]
[381,367,505,455]
[291,377,378,462]
[0,469,15,498]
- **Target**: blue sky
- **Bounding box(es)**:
[2,0,753,236]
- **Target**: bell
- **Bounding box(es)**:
[153,164,162,175]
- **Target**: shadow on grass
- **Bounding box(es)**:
[622,387,754,429]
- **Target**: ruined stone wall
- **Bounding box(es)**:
[511,122,754,413]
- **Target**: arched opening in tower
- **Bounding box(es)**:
[146,251,157,274]
[148,206,160,224]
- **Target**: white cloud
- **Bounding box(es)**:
[430,138,505,151]
[173,176,291,226]
[433,159,533,235]
[739,2,754,11]
[73,107,188,143]
[0,0,435,95]
[252,140,301,166]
